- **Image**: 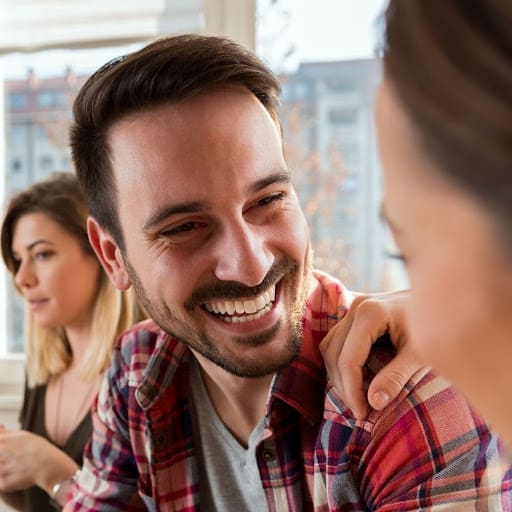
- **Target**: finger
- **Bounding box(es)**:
[338,359,368,420]
[367,344,428,410]
[319,311,355,396]
[320,310,367,417]
[337,297,399,417]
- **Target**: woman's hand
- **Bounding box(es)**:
[320,290,428,419]
[0,427,78,495]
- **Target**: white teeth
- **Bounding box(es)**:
[235,300,244,314]
[203,285,276,320]
[255,295,266,310]
[220,304,272,323]
[244,299,257,314]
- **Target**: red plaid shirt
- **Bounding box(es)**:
[65,270,512,511]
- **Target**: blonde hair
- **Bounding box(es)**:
[1,172,145,386]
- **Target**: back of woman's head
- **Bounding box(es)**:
[382,0,512,238]
[1,172,145,385]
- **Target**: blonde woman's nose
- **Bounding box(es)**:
[14,260,38,289]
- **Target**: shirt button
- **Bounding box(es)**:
[263,450,275,462]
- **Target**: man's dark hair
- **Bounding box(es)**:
[70,34,281,248]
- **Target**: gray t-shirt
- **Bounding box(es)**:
[189,358,268,511]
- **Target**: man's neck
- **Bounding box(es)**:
[191,351,274,447]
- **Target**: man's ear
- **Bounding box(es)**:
[87,216,132,291]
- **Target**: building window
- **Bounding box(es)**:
[37,91,67,109]
[11,159,23,172]
[329,108,358,125]
[39,155,54,171]
[8,92,28,109]
[326,80,354,93]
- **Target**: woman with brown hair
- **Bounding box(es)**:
[0,172,145,510]
[376,0,512,454]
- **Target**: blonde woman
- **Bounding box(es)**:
[0,172,144,511]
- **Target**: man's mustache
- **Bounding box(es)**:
[184,258,298,310]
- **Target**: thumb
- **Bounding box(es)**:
[367,345,429,410]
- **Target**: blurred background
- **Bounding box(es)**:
[0,0,407,364]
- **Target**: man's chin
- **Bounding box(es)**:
[186,321,303,378]
[207,348,299,378]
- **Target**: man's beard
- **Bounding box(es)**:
[123,252,312,378]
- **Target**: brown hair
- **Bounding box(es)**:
[70,34,281,248]
[1,172,145,385]
[1,172,92,273]
[382,0,512,231]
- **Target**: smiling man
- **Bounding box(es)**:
[64,35,511,511]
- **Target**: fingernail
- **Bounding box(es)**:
[372,391,390,410]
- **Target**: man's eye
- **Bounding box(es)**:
[161,221,207,237]
[257,192,285,207]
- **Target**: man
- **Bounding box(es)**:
[64,35,511,511]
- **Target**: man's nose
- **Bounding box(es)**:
[212,222,274,287]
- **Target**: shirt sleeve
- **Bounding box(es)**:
[347,368,512,510]
[63,340,147,512]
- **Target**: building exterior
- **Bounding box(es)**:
[5,67,86,197]
[279,58,402,291]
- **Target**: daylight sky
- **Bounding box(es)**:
[282,0,387,61]
[2,0,388,78]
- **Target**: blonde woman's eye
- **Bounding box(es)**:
[35,250,55,261]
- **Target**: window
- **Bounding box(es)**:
[329,108,358,125]
[8,92,27,109]
[39,154,54,171]
[257,0,395,292]
[37,91,67,109]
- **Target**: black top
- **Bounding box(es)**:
[19,382,92,512]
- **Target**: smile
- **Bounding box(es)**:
[203,285,276,323]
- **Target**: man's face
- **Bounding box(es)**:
[105,87,311,377]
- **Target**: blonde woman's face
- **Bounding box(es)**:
[376,76,512,432]
[11,212,101,331]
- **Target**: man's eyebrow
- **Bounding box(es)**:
[249,170,291,194]
[143,202,207,232]
[142,170,291,232]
